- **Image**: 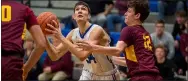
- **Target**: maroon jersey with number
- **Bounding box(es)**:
[119,25,160,77]
[2,1,38,54]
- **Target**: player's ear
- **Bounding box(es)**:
[88,14,91,19]
[135,13,141,20]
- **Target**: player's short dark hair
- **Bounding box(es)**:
[127,0,150,22]
[155,19,165,25]
[155,44,168,56]
[74,1,91,14]
[175,10,187,17]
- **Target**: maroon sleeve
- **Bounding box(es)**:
[50,52,73,73]
[25,7,38,29]
[119,27,132,46]
[180,35,188,57]
[43,57,50,68]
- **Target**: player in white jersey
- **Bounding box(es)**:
[44,1,120,80]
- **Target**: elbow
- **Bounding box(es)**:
[78,55,87,61]
[50,53,61,61]
[50,54,60,61]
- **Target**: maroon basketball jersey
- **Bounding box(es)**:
[119,25,159,77]
[2,1,38,54]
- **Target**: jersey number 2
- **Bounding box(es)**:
[143,35,152,51]
[2,5,11,22]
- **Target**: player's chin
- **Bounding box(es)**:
[77,19,86,22]
[125,21,129,25]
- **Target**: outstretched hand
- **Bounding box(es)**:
[76,40,93,52]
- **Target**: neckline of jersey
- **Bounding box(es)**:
[79,24,93,39]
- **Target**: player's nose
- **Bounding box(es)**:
[78,10,82,14]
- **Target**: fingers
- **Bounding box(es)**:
[45,28,57,34]
[76,40,89,44]
[76,42,89,49]
[52,20,59,28]
[47,23,57,31]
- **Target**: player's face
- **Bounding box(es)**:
[155,48,165,59]
[155,23,164,36]
[124,8,140,25]
[74,5,90,22]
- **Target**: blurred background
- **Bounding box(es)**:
[19,0,188,81]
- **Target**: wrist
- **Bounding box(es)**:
[60,36,66,43]
[90,44,95,52]
[23,64,30,73]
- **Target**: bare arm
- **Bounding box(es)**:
[61,26,103,61]
[44,21,71,60]
[112,56,127,67]
[45,22,104,61]
[23,25,47,73]
[50,30,74,60]
[77,40,127,57]
[93,41,126,56]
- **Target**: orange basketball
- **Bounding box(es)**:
[37,12,59,35]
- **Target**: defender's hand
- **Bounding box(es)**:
[76,40,93,52]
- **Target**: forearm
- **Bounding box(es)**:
[60,37,89,61]
[91,44,121,56]
[112,57,127,66]
[55,43,69,60]
[45,38,60,61]
[24,46,45,72]
[45,36,70,61]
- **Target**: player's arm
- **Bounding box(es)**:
[23,8,58,74]
[44,21,71,61]
[46,29,76,60]
[60,26,102,61]
[45,22,101,61]
[23,25,48,74]
[82,40,126,56]
[77,27,129,57]
[112,56,127,67]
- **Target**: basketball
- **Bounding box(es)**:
[37,12,59,35]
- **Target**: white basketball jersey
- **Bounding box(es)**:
[72,24,115,74]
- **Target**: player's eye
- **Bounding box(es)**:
[75,8,79,11]
[81,7,86,11]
